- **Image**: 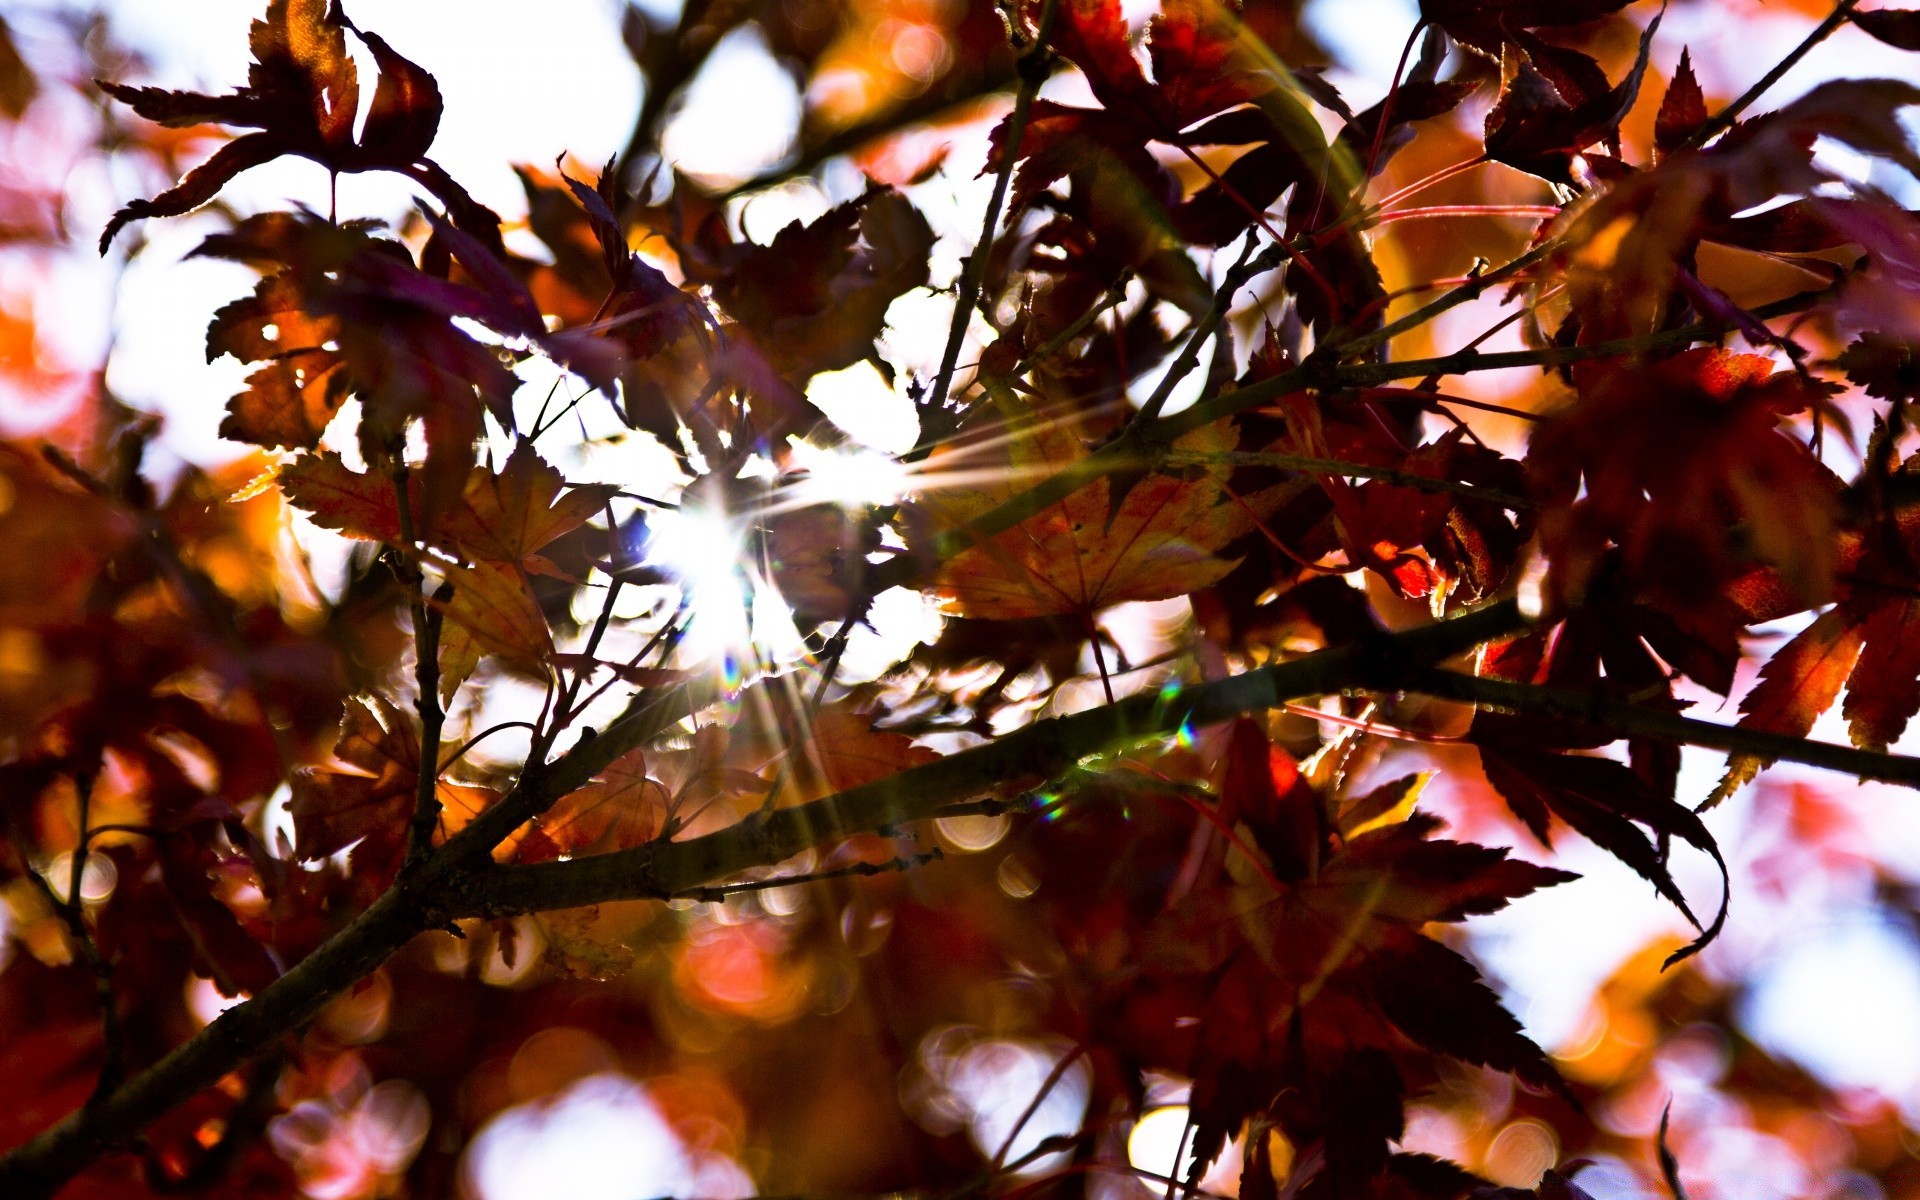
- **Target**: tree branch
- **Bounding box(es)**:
[670,848,944,903]
[1387,665,1920,788]
[871,280,1839,596]
[455,599,1530,916]
[0,598,1529,1198]
[1682,0,1861,149]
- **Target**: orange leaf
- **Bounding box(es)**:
[530,746,668,858]
[434,559,552,702]
[288,695,494,867]
[922,418,1281,619]
[782,703,937,801]
[280,441,613,570]
[1708,607,1865,805]
[279,451,405,543]
[440,440,617,565]
[1843,596,1920,751]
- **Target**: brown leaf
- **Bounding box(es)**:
[287,695,493,865]
[278,452,405,544]
[529,747,667,858]
[0,15,39,120]
[440,441,618,565]
[1853,8,1920,51]
[353,29,442,163]
[1655,48,1708,156]
[923,418,1286,619]
[434,559,552,702]
[1843,596,1920,750]
[783,703,937,800]
[99,1,482,249]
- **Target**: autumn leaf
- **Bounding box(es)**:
[287,695,493,877]
[99,0,496,249]
[922,418,1287,619]
[1418,0,1635,58]
[434,560,553,702]
[1655,48,1708,157]
[1706,607,1865,805]
[1530,349,1840,611]
[1853,8,1920,51]
[1124,737,1574,1186]
[281,441,615,576]
[1483,10,1659,185]
[438,442,618,570]
[778,702,937,803]
[520,746,667,861]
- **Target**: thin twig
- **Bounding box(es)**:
[1001,272,1132,382]
[1388,666,1920,788]
[392,469,450,872]
[671,849,943,902]
[989,1044,1087,1173]
[925,0,1061,415]
[1682,0,1861,148]
[26,773,123,1108]
[1135,234,1270,425]
[1160,449,1534,510]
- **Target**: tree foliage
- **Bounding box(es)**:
[3,0,1920,1197]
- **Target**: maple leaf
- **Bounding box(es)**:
[1654,48,1709,158]
[280,441,615,571]
[439,442,619,571]
[99,0,498,250]
[1482,11,1659,186]
[1853,7,1920,51]
[1529,349,1840,612]
[921,418,1288,619]
[433,559,553,702]
[1417,0,1636,59]
[781,703,938,803]
[287,695,493,879]
[765,506,882,626]
[1836,332,1920,402]
[278,443,610,699]
[196,212,525,514]
[517,746,668,862]
[1119,724,1574,1188]
[1475,723,1727,963]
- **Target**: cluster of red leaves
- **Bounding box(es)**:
[8,0,1920,1196]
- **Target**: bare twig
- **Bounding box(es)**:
[671,848,943,902]
[925,0,1061,416]
[1682,0,1861,149]
[1387,666,1920,788]
[392,469,450,873]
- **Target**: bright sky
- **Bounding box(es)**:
[63,0,1920,1191]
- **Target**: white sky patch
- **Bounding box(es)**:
[786,438,913,508]
[805,360,920,454]
[1128,1106,1242,1192]
[1739,914,1920,1114]
[658,25,801,190]
[463,1073,755,1200]
[937,1038,1090,1176]
[1301,0,1421,100]
[736,178,836,245]
[836,586,945,684]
